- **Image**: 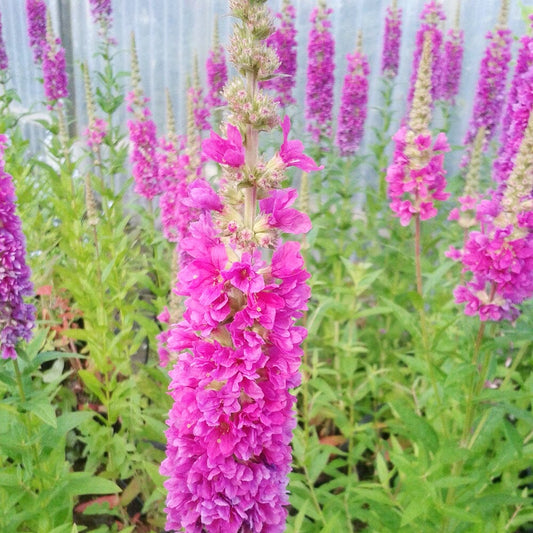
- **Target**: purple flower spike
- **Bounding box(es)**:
[336,41,370,156]
[381,1,402,78]
[464,25,512,146]
[0,12,8,72]
[260,0,297,107]
[0,136,35,360]
[407,0,445,107]
[305,2,335,144]
[436,27,464,103]
[26,0,47,64]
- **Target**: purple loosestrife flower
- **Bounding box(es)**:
[305,0,335,144]
[0,12,8,72]
[259,0,297,107]
[188,85,211,133]
[0,136,35,360]
[206,21,228,110]
[126,36,160,200]
[381,0,402,78]
[436,27,464,103]
[453,110,533,322]
[83,118,107,151]
[126,92,160,200]
[407,0,445,107]
[279,116,323,172]
[42,16,69,107]
[336,34,370,156]
[463,5,512,147]
[88,0,112,26]
[161,2,319,531]
[26,0,47,64]
[387,33,450,226]
[493,16,533,185]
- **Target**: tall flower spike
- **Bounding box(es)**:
[189,56,211,133]
[386,32,450,226]
[126,33,160,200]
[88,0,113,40]
[463,0,512,147]
[454,111,533,322]
[161,1,318,531]
[0,136,35,360]
[305,0,335,144]
[407,0,445,107]
[25,0,47,64]
[493,14,533,185]
[381,0,402,79]
[336,31,370,156]
[436,2,464,104]
[206,17,228,112]
[259,0,298,107]
[42,11,69,108]
[447,127,485,236]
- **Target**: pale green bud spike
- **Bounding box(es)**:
[409,32,433,135]
[356,30,363,52]
[498,0,509,27]
[82,63,96,124]
[185,89,201,173]
[392,0,397,10]
[85,174,99,227]
[45,11,55,49]
[454,0,461,29]
[193,55,201,91]
[165,88,176,137]
[213,16,220,48]
[464,127,485,197]
[130,32,142,98]
[499,110,533,230]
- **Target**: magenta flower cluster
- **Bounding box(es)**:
[25,0,47,64]
[126,91,161,200]
[0,135,35,360]
[407,1,445,106]
[336,47,370,156]
[83,118,107,151]
[386,128,450,226]
[381,2,402,78]
[42,37,69,106]
[161,226,310,532]
[436,28,464,103]
[453,212,533,322]
[260,2,297,107]
[463,26,512,146]
[305,4,335,143]
[0,12,8,72]
[206,44,228,109]
[160,111,318,530]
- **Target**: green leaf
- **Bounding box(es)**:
[390,401,439,453]
[25,399,57,428]
[65,473,121,496]
[78,370,107,404]
[400,494,428,526]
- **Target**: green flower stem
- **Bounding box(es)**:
[414,213,447,437]
[13,358,26,403]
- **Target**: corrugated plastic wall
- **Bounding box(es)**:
[0,1,529,166]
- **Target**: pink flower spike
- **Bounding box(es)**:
[279,116,323,172]
[202,124,245,167]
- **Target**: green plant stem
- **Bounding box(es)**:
[414,214,446,435]
[13,358,26,402]
[414,214,423,297]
